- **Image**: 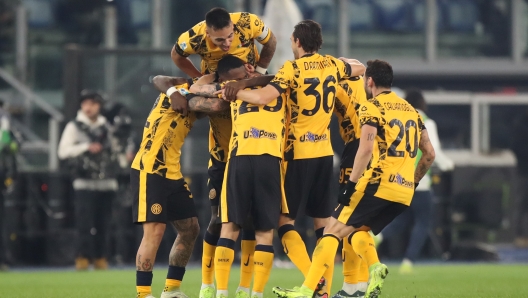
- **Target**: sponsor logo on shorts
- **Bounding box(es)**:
[388,173,414,189]
[300,131,327,143]
[244,127,277,140]
[151,203,162,215]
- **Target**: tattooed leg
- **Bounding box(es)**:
[169,217,200,267]
[136,222,167,271]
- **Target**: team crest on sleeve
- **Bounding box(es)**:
[179,41,187,50]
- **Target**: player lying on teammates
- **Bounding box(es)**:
[271,59,436,298]
[171,9,277,298]
[220,19,365,298]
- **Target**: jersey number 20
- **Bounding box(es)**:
[388,119,418,158]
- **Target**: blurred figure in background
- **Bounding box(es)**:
[511,107,528,248]
[0,99,17,271]
[58,90,119,270]
[262,0,302,73]
[102,101,138,265]
[376,89,454,274]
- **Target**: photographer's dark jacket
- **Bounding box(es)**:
[58,111,118,191]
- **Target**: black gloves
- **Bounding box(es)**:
[338,181,357,206]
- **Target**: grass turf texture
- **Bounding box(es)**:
[1,264,527,297]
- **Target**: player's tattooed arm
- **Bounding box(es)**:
[257,31,277,69]
[152,75,188,94]
[415,129,436,184]
[188,94,230,113]
[189,74,219,97]
[189,84,220,97]
[349,124,376,183]
[169,217,199,267]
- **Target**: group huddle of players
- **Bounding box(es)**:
[129,7,436,298]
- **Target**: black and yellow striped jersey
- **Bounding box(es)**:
[228,87,287,158]
[131,83,196,180]
[175,12,272,74]
[334,76,367,145]
[270,53,352,160]
[355,91,425,205]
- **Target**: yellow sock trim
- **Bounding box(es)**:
[252,250,274,293]
[202,240,216,285]
[281,230,311,277]
[164,278,181,291]
[352,231,380,267]
[302,236,340,292]
[342,236,361,284]
[136,286,151,298]
[214,246,234,291]
[239,239,256,288]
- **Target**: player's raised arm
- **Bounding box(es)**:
[414,128,436,186]
[339,57,366,78]
[249,13,276,74]
[256,31,276,72]
[222,75,275,101]
[232,84,279,105]
[171,46,202,78]
[151,76,189,94]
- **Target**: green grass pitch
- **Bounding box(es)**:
[2,264,527,297]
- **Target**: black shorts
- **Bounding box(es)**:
[332,191,407,235]
[283,156,333,219]
[131,169,197,224]
[207,156,226,207]
[221,155,284,230]
[339,139,360,187]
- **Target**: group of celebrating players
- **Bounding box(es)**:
[129,7,436,298]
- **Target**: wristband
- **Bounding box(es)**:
[166,86,178,97]
[255,66,267,75]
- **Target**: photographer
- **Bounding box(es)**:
[58,90,118,270]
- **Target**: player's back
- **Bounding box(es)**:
[357,91,424,205]
[131,83,196,180]
[229,87,287,158]
[272,53,351,160]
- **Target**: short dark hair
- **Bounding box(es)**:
[365,59,393,88]
[217,55,245,77]
[405,89,427,112]
[79,89,103,105]
[205,7,231,30]
[292,20,322,53]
